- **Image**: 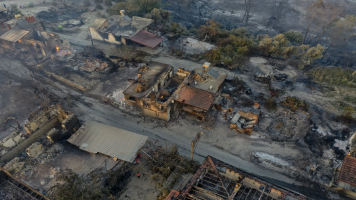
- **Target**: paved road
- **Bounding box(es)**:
[68,92,300,185]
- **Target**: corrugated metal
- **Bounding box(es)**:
[129,30,164,49]
[67,121,148,162]
[0,7,6,12]
[0,29,29,42]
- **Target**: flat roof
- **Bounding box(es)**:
[124,61,172,98]
[129,30,164,49]
[0,7,7,12]
[339,156,356,187]
[0,29,29,42]
[103,15,153,38]
[67,121,148,163]
[175,84,215,111]
[90,18,107,29]
[193,68,227,94]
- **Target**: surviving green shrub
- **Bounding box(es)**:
[198,20,222,42]
[283,31,303,44]
[344,95,356,104]
[205,35,253,67]
[145,8,170,24]
[343,106,355,118]
[167,22,188,35]
[281,96,309,111]
[10,4,22,15]
[230,27,250,38]
[256,34,298,58]
[309,66,356,87]
[265,98,277,110]
[129,0,161,15]
[108,2,138,16]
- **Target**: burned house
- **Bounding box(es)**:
[24,105,79,144]
[175,84,215,121]
[123,61,228,121]
[0,16,62,59]
[336,156,356,195]
[124,61,179,121]
[89,10,164,49]
[166,156,310,200]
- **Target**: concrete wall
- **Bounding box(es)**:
[89,27,122,45]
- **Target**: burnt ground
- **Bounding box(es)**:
[163,0,356,67]
[0,0,355,198]
[0,59,43,141]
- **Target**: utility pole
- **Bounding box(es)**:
[191,132,203,161]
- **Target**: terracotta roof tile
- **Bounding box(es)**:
[339,156,356,186]
[129,30,164,48]
[164,190,179,200]
[175,84,215,111]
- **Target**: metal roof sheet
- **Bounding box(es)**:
[0,7,6,12]
[339,156,356,186]
[129,30,164,49]
[67,121,148,163]
[208,68,220,80]
[175,84,215,111]
[0,29,29,42]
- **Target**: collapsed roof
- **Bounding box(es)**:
[124,61,173,98]
[339,156,356,187]
[168,156,310,200]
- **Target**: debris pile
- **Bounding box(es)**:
[80,59,108,72]
[230,109,260,135]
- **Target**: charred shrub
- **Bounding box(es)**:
[265,98,277,110]
[281,96,309,111]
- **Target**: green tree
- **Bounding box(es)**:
[129,0,161,14]
[230,27,250,38]
[146,8,170,24]
[205,49,221,65]
[108,2,138,16]
[198,20,221,42]
[283,31,303,44]
[48,169,110,200]
[257,34,298,58]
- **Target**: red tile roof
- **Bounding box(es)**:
[165,190,179,200]
[175,84,215,111]
[129,30,164,49]
[339,156,356,186]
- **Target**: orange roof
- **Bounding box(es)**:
[165,190,179,200]
[339,156,356,186]
[175,84,215,111]
[129,30,164,48]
